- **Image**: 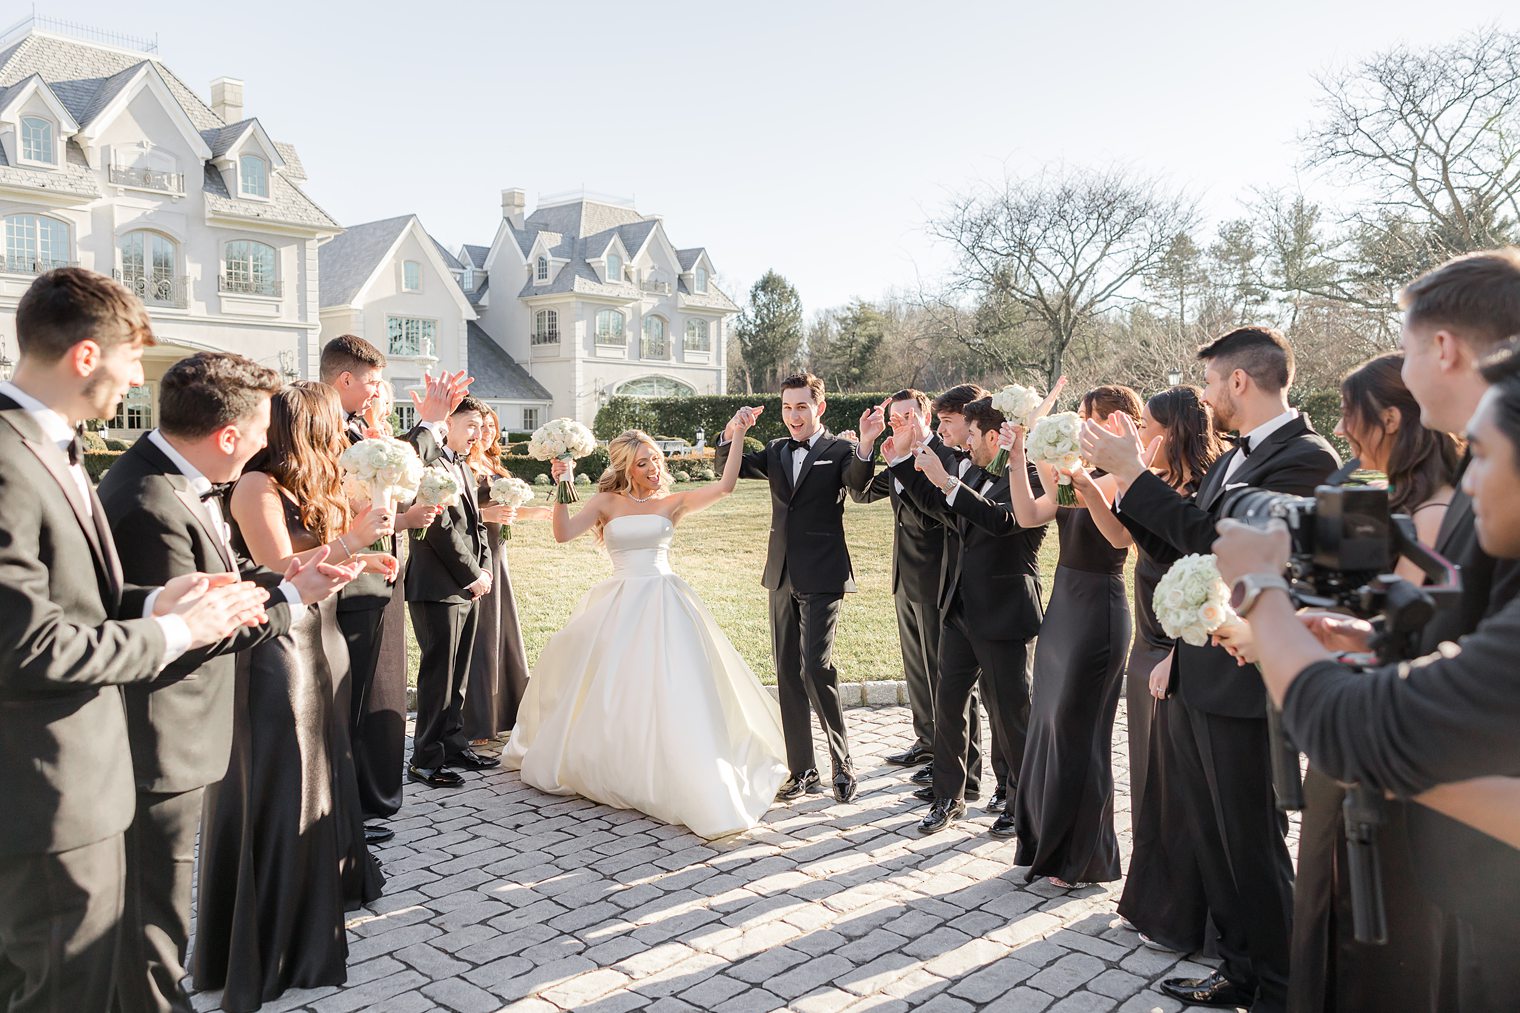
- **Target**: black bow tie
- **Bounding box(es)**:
[66,428,83,466]
[786,437,812,454]
[1237,436,1252,458]
[200,482,234,501]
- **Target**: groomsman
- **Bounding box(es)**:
[405,393,495,787]
[888,397,1046,834]
[1084,326,1338,1013]
[97,352,362,1013]
[717,373,880,803]
[0,269,270,1013]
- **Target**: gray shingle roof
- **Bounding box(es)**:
[317,215,413,307]
[467,321,551,402]
[272,141,305,181]
[0,136,101,197]
[461,244,489,268]
[466,274,489,306]
[676,247,705,271]
[432,239,462,270]
[202,119,254,158]
[75,61,145,124]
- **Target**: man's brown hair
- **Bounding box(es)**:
[1399,248,1520,355]
[15,268,155,363]
[319,334,387,382]
[158,352,282,439]
[1195,326,1295,393]
[889,388,931,417]
[1082,384,1144,422]
[961,397,1006,437]
[780,372,826,403]
[453,394,489,418]
[932,383,988,417]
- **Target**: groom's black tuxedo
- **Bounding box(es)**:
[1117,412,1337,1012]
[718,430,874,775]
[96,433,294,1013]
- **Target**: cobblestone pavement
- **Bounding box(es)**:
[191,703,1284,1012]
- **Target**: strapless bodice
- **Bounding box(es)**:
[604,514,675,578]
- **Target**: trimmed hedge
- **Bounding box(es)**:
[84,451,124,482]
[595,392,901,445]
[497,449,611,482]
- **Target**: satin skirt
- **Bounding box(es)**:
[504,570,787,840]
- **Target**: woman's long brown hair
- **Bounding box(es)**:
[1146,385,1225,497]
[468,409,510,481]
[263,381,349,544]
[1341,352,1461,513]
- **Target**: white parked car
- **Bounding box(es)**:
[654,439,694,457]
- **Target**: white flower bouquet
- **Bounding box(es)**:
[488,475,535,541]
[1026,411,1085,505]
[528,418,598,503]
[338,436,423,509]
[1154,553,1238,647]
[985,383,1044,476]
[416,466,462,509]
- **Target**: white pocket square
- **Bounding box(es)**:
[1224,482,1250,491]
[813,459,834,466]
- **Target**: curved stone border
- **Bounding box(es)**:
[403,680,912,713]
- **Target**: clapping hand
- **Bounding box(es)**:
[357,552,401,584]
[912,441,951,487]
[410,369,474,425]
[163,576,274,650]
[858,399,889,447]
[724,405,763,443]
[283,545,364,603]
[1079,411,1147,487]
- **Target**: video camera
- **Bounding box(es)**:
[1218,462,1462,945]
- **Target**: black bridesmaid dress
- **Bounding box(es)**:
[1013,501,1130,884]
[463,478,531,741]
[194,494,384,1012]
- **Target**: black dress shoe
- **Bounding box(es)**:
[985,789,1007,813]
[447,748,501,770]
[989,811,1017,838]
[910,764,934,785]
[408,764,464,788]
[775,768,820,802]
[363,823,395,845]
[917,798,966,835]
[884,745,933,767]
[832,759,858,803]
[913,785,979,803]
[1158,971,1255,1009]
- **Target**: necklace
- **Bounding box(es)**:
[626,491,657,503]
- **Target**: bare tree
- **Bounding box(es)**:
[929,166,1200,387]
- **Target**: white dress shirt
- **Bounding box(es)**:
[0,381,190,666]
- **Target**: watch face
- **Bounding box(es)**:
[1229,578,1250,612]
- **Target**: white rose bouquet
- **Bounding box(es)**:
[528,418,598,503]
[1026,411,1085,505]
[416,466,462,509]
[985,383,1044,476]
[488,475,535,541]
[1154,553,1238,647]
[338,436,423,510]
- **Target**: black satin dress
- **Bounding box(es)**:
[463,477,531,740]
[194,494,384,1012]
[1014,503,1130,883]
[1116,544,1210,950]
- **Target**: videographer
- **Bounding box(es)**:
[1213,344,1520,1010]
[1082,326,1339,1013]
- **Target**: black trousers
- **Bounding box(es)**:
[0,833,125,1013]
[1169,701,1294,1013]
[768,572,849,774]
[895,590,939,752]
[340,595,407,819]
[931,602,1031,802]
[409,599,478,770]
[114,789,202,1013]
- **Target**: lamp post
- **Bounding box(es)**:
[0,338,12,382]
[1167,368,1183,387]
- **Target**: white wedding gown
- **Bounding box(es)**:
[503,513,788,839]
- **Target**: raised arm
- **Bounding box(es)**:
[672,406,762,520]
[1070,467,1133,549]
[1001,425,1058,527]
[549,461,612,543]
[714,405,771,479]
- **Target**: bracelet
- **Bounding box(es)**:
[337,535,352,559]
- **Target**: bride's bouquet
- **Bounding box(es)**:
[1154,553,1238,647]
[528,418,598,504]
[338,436,423,510]
[416,466,462,509]
[986,383,1044,476]
[489,474,535,541]
[1026,412,1085,505]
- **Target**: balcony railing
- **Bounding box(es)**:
[114,270,189,308]
[641,338,670,359]
[640,280,671,296]
[2,257,78,275]
[108,165,185,194]
[218,275,283,297]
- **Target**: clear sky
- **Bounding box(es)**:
[30,1,1520,311]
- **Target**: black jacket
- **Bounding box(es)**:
[96,435,293,794]
[0,396,165,857]
[860,436,954,605]
[717,431,875,593]
[403,425,489,604]
[1119,414,1340,718]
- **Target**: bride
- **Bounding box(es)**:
[503,409,787,838]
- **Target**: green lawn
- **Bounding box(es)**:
[407,482,1117,685]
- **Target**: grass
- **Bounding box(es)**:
[406,481,1117,685]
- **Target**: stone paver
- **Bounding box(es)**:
[187,702,1287,1011]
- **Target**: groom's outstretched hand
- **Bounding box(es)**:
[723,406,764,443]
[856,398,889,457]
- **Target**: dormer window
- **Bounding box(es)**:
[20,117,55,164]
[403,260,421,292]
[536,256,549,282]
[460,266,473,290]
[238,154,269,198]
[606,253,622,284]
[694,267,708,294]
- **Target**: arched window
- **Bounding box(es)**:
[536,256,549,281]
[4,213,71,273]
[221,240,279,296]
[118,231,182,307]
[238,154,269,198]
[20,117,54,164]
[595,309,625,345]
[684,318,710,352]
[642,316,668,358]
[606,252,623,283]
[532,308,560,345]
[694,267,708,293]
[616,375,696,398]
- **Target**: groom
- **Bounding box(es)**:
[717,372,881,803]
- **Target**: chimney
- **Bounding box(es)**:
[501,188,526,228]
[211,77,244,123]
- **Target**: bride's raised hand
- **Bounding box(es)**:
[724,405,763,442]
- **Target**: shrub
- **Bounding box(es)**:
[697,467,716,481]
[105,438,131,451]
[80,430,108,453]
[673,470,690,482]
[84,451,124,482]
[533,473,551,486]
[574,472,592,485]
[497,449,610,483]
[593,392,900,445]
[742,435,765,452]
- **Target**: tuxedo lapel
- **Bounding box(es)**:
[1196,449,1238,512]
[789,433,833,500]
[775,439,795,497]
[174,485,236,571]
[1436,458,1472,554]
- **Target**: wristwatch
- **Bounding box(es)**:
[1229,573,1292,618]
[941,476,962,496]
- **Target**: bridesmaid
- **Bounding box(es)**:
[462,410,544,743]
[1007,385,1141,887]
[1081,385,1223,950]
[195,383,395,1012]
